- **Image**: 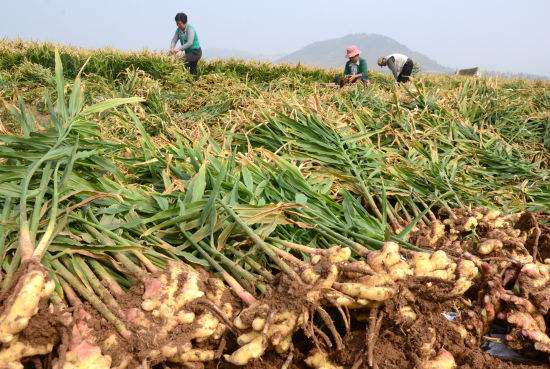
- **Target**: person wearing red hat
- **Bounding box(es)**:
[335,45,369,87]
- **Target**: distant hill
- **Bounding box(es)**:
[204,36,548,80]
[203,48,282,62]
[276,33,452,74]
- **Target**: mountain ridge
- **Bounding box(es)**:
[203,34,548,79]
[276,33,452,73]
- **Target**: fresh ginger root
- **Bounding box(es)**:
[141,261,205,335]
[61,342,112,369]
[367,242,401,273]
[477,239,503,255]
[7,207,543,368]
[0,264,55,344]
[304,350,343,369]
[225,242,477,366]
[334,242,477,306]
[228,302,308,365]
[171,349,216,363]
[420,349,456,369]
[412,250,456,279]
[126,261,237,365]
[224,334,266,365]
[0,263,56,369]
[54,308,112,369]
[518,263,550,292]
[226,246,345,366]
[497,279,550,353]
[450,259,479,296]
[414,221,446,248]
[0,340,54,369]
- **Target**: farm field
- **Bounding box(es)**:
[0,40,549,369]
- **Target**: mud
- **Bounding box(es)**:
[18,305,62,347]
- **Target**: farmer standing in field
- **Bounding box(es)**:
[170,13,202,76]
[335,45,369,87]
[377,53,414,83]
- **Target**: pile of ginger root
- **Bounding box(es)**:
[1,207,549,369]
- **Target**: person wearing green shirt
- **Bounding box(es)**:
[170,13,202,76]
[336,45,369,87]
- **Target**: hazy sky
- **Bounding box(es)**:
[1,0,549,76]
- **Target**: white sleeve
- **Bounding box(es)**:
[170,31,179,49]
[386,57,400,79]
[180,29,195,51]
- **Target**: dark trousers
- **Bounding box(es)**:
[185,48,202,76]
[397,59,414,83]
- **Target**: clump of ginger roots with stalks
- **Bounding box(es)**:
[224,245,350,366]
[414,207,538,261]
[413,207,550,362]
[225,240,480,367]
[134,261,236,366]
[0,258,233,369]
[489,261,550,356]
[455,253,550,362]
[0,262,56,369]
[75,260,239,369]
[53,307,112,369]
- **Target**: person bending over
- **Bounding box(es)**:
[377,53,414,83]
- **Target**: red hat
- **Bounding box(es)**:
[346,45,361,58]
